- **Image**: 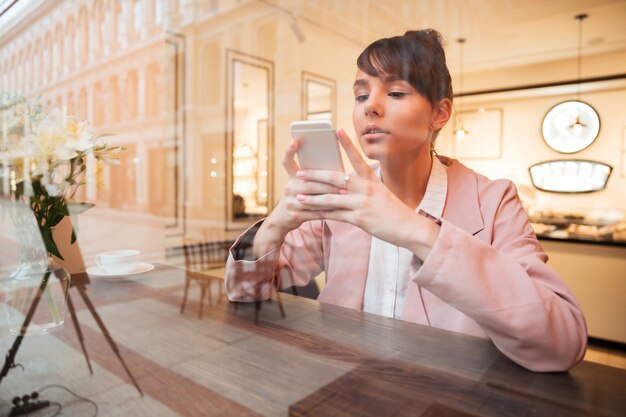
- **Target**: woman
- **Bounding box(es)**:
[225,29,587,372]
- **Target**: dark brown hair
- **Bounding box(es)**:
[357,29,453,106]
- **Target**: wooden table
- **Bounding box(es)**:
[1,264,624,416]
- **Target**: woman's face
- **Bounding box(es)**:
[352,69,434,162]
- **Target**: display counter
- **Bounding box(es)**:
[538,239,626,344]
[530,211,626,248]
[537,234,626,248]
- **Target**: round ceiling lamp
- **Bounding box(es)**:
[541,13,600,153]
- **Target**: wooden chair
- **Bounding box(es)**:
[180,239,232,318]
[279,280,320,300]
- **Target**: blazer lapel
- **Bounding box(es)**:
[440,158,485,236]
[318,158,484,309]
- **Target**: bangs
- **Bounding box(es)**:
[356,32,452,106]
[357,38,412,81]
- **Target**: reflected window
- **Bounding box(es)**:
[226,50,274,228]
[133,0,142,35]
[529,160,612,193]
[302,71,336,125]
[155,0,163,26]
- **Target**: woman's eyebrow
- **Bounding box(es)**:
[353,79,369,89]
[353,75,406,89]
[382,74,405,83]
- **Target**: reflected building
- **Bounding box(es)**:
[0,0,353,255]
[1,0,167,211]
[2,0,625,260]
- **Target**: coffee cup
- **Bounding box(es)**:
[95,249,140,274]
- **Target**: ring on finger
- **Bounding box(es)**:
[343,174,351,189]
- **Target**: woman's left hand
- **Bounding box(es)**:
[294,129,438,253]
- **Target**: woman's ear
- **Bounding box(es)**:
[431,98,452,130]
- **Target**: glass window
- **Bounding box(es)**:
[155,0,162,26]
[133,0,142,35]
[226,53,273,227]
[1,8,625,386]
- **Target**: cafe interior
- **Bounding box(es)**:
[1,0,625,415]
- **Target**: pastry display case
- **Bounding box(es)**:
[529,209,626,247]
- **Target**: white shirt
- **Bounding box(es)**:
[363,156,448,319]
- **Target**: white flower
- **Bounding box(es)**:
[67,119,95,152]
[44,182,59,195]
[3,94,120,200]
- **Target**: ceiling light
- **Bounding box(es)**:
[571,14,588,134]
[541,14,600,154]
[529,160,612,193]
[454,38,468,140]
[290,15,305,43]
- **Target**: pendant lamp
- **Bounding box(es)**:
[455,38,468,140]
[541,13,600,154]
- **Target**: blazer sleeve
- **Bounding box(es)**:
[414,180,588,372]
[225,219,326,302]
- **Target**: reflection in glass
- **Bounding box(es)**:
[529,160,612,193]
[227,52,273,226]
[302,72,336,124]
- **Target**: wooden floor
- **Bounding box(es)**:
[585,340,626,370]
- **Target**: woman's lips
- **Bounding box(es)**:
[362,125,389,141]
[362,132,388,142]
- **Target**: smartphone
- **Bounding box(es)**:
[289,120,344,172]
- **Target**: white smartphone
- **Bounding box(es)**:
[289,120,344,172]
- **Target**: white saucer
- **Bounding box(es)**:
[86,262,155,278]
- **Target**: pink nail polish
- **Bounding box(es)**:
[339,189,348,195]
[296,170,306,177]
[296,194,305,201]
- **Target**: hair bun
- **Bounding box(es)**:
[404,29,446,48]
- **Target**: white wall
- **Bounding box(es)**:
[440,49,626,217]
[438,87,626,215]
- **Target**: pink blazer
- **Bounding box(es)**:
[225,157,587,372]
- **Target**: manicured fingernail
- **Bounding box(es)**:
[339,189,348,195]
[296,170,306,177]
[296,194,306,201]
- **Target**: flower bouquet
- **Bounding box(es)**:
[0,93,121,334]
[1,93,122,258]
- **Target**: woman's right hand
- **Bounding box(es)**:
[252,139,343,258]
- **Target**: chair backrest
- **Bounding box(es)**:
[182,239,232,271]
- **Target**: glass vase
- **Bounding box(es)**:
[0,257,71,336]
